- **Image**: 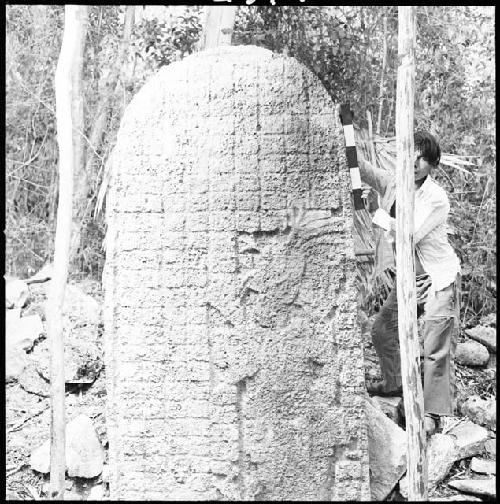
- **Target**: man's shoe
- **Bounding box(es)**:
[366,380,403,397]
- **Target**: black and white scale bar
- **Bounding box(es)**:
[339,103,364,211]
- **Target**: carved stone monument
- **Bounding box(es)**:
[103,45,370,500]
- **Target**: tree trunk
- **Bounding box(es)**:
[395,6,428,501]
[366,109,377,162]
[48,5,86,498]
[376,13,388,135]
[69,6,88,270]
[199,6,237,50]
[69,5,135,262]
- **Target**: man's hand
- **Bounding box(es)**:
[361,185,380,214]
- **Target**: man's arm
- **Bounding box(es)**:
[371,195,449,244]
[358,155,391,196]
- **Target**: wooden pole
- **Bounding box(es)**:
[199,6,237,50]
[395,6,428,501]
[47,5,86,498]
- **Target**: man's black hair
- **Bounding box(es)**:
[414,131,441,166]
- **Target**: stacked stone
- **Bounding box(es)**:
[103,45,369,500]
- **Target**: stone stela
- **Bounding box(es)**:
[103,45,370,500]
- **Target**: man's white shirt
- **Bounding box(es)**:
[372,176,461,293]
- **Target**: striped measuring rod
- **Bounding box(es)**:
[339,103,364,211]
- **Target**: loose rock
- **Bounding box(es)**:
[455,340,490,366]
[465,325,496,352]
[101,464,109,483]
[461,395,496,431]
[87,484,104,500]
[6,313,44,351]
[6,307,21,323]
[371,396,402,423]
[28,263,53,283]
[6,339,28,382]
[448,421,489,459]
[6,278,30,308]
[30,440,50,474]
[470,457,496,474]
[66,414,106,478]
[484,438,496,458]
[366,396,407,500]
[30,414,105,478]
[479,312,496,328]
[486,352,496,370]
[62,283,101,326]
[399,433,456,497]
[429,494,482,501]
[64,490,84,501]
[447,478,496,498]
[17,361,50,397]
[31,336,102,385]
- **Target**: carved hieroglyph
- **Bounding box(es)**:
[103,45,370,500]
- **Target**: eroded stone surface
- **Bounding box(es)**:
[6,313,44,351]
[455,340,490,366]
[31,336,102,385]
[484,438,496,458]
[470,457,496,474]
[447,478,496,498]
[30,414,105,478]
[6,339,28,382]
[448,421,489,459]
[465,325,496,352]
[371,396,402,423]
[430,494,482,501]
[103,45,369,500]
[6,278,29,308]
[366,397,406,500]
[461,395,496,432]
[399,433,457,497]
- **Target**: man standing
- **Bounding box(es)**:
[359,131,461,435]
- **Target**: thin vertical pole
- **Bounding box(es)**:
[395,5,428,501]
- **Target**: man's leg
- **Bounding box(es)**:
[421,277,460,416]
[369,287,402,392]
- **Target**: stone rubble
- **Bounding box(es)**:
[64,490,84,501]
[31,336,102,385]
[17,360,50,397]
[6,278,30,308]
[448,421,489,459]
[27,262,53,283]
[58,282,101,326]
[399,419,494,499]
[399,433,456,497]
[371,396,402,424]
[429,494,482,501]
[455,340,490,366]
[30,414,105,478]
[87,484,104,500]
[6,337,28,382]
[6,313,44,351]
[470,456,496,475]
[447,477,496,498]
[460,395,496,431]
[479,312,496,327]
[366,396,407,500]
[484,438,496,458]
[5,302,43,383]
[465,325,496,352]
